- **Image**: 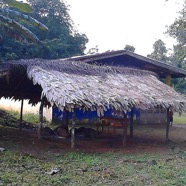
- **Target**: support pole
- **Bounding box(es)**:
[130,108,134,137]
[65,110,69,131]
[122,113,128,147]
[38,98,44,139]
[165,74,171,86]
[71,111,76,149]
[165,75,171,141]
[19,99,24,131]
[166,108,170,141]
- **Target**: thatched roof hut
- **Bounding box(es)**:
[0,59,186,115]
[1,55,186,148]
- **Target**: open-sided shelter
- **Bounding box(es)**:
[1,51,186,148]
[62,50,186,125]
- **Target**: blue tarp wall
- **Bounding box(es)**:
[53,107,140,122]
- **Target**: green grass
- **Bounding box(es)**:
[7,110,48,124]
[0,109,186,185]
[0,150,185,186]
[8,110,40,124]
[173,112,186,124]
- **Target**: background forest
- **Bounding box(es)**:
[147,1,186,94]
[0,0,88,60]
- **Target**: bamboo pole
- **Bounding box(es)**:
[166,108,170,141]
[130,108,134,137]
[122,113,128,147]
[19,99,24,131]
[165,74,171,141]
[165,74,171,86]
[38,98,44,139]
[71,111,76,149]
[65,110,69,131]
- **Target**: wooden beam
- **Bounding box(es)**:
[130,108,134,137]
[165,74,171,86]
[71,111,76,149]
[122,113,128,147]
[65,110,69,131]
[19,99,24,131]
[38,98,44,139]
[165,74,171,141]
[166,108,170,141]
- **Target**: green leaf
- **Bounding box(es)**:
[3,0,33,13]
[0,8,48,30]
[0,15,40,44]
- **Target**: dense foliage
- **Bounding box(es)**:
[166,1,186,94]
[166,1,186,70]
[124,44,135,52]
[147,2,186,94]
[147,39,169,63]
[0,0,48,57]
[0,0,88,61]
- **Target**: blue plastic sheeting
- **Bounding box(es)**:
[52,107,140,121]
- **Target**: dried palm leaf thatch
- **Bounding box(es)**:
[10,59,184,116]
[1,59,186,115]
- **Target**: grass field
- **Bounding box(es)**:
[0,110,186,185]
[173,112,186,125]
[0,148,186,186]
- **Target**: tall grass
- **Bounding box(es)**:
[7,110,47,124]
[173,112,186,125]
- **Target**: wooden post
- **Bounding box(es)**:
[19,99,24,131]
[130,108,134,137]
[165,74,171,141]
[38,98,44,139]
[65,110,69,131]
[165,74,171,86]
[71,111,76,149]
[122,113,128,147]
[166,108,170,141]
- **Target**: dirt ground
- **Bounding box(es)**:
[0,123,186,157]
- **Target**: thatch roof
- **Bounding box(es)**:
[0,59,186,116]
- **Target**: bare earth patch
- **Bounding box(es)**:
[0,123,186,155]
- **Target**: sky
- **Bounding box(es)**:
[66,0,184,56]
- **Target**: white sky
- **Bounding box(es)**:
[66,0,184,56]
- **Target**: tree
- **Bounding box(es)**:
[87,45,99,54]
[26,0,88,58]
[147,39,169,63]
[0,0,49,61]
[166,1,186,46]
[0,0,88,60]
[166,1,186,94]
[124,44,135,52]
[166,1,186,68]
[0,0,48,44]
[170,44,186,68]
